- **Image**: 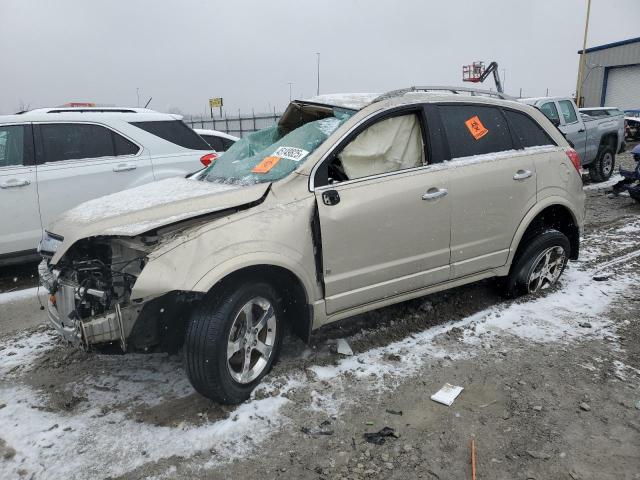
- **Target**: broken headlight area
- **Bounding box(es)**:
[38,230,64,258]
[40,236,192,352]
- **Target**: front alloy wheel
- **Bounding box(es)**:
[185,281,283,404]
[226,297,277,384]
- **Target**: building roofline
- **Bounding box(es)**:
[578,36,640,54]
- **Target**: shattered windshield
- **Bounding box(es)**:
[200,108,353,185]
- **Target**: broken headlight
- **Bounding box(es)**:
[38,231,64,258]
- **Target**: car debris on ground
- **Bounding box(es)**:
[363,427,399,445]
[336,338,354,356]
[430,383,464,406]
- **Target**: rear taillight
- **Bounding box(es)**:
[200,152,218,167]
[565,147,581,173]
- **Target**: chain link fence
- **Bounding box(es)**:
[185,111,282,138]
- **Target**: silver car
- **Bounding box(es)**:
[39,87,585,404]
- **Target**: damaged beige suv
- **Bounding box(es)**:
[39,87,585,404]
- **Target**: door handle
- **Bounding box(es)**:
[513,170,533,181]
[578,129,585,133]
[0,178,30,189]
[113,163,137,172]
[421,187,448,201]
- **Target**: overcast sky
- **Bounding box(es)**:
[1,0,639,116]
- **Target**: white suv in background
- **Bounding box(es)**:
[0,107,216,265]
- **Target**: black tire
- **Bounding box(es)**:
[184,280,284,404]
[588,146,615,182]
[501,230,570,298]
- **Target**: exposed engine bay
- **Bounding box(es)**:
[39,233,196,352]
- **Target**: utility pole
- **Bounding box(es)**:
[288,82,293,102]
[316,52,320,96]
[575,0,592,107]
[136,88,140,107]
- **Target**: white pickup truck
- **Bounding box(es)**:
[520,97,625,181]
[0,107,215,265]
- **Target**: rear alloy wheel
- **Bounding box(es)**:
[502,230,570,298]
[185,281,283,404]
[589,146,615,182]
[525,246,567,293]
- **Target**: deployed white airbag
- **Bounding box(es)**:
[339,114,424,179]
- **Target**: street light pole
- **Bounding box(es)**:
[288,82,293,102]
[575,0,592,107]
[136,88,140,107]
[316,52,320,96]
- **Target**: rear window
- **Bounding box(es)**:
[131,120,211,150]
[504,110,555,148]
[438,105,513,159]
[582,109,607,117]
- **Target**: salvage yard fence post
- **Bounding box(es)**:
[186,110,282,138]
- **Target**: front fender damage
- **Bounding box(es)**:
[41,187,273,352]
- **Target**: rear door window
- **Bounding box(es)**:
[40,123,114,162]
[201,135,225,151]
[113,133,140,156]
[0,125,32,167]
[558,100,578,124]
[539,102,561,124]
[438,105,513,159]
[220,138,236,150]
[504,110,555,148]
[131,120,211,150]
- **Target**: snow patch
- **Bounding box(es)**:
[0,330,57,376]
[0,383,289,480]
[317,117,342,136]
[0,286,40,305]
[61,177,236,223]
[583,174,623,190]
[305,93,379,110]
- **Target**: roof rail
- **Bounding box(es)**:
[373,86,514,103]
[46,108,139,114]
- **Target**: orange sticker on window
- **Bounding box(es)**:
[252,156,281,173]
[464,115,489,140]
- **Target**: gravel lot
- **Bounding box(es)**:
[1,147,639,480]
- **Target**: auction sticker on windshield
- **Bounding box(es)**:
[272,146,309,162]
[252,156,281,173]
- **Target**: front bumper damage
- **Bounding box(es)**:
[39,260,142,351]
